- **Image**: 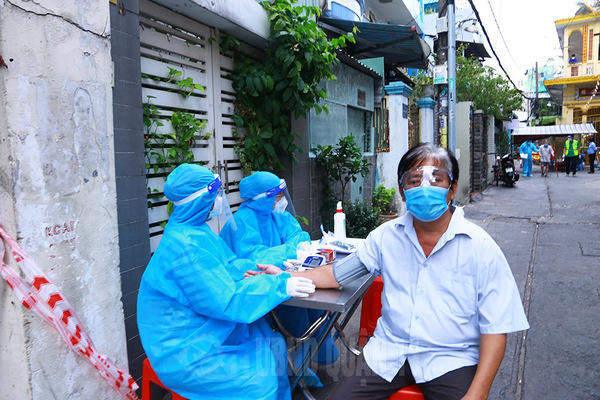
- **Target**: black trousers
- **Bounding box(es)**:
[326,354,477,400]
[565,156,578,175]
[589,154,596,173]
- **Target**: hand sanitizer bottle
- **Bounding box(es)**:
[334,201,346,241]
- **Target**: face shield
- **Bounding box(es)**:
[400,166,453,190]
[252,179,297,215]
[172,174,236,230]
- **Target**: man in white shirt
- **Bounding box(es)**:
[539,140,554,177]
[327,143,529,400]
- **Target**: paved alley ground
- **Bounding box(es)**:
[296,164,600,400]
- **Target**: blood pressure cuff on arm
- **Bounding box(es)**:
[333,252,370,287]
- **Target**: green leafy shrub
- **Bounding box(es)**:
[372,184,396,214]
[142,66,210,219]
[223,0,356,172]
[312,135,371,231]
[312,135,371,208]
[345,200,380,239]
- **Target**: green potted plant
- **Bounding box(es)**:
[312,135,371,208]
[312,135,371,232]
[372,184,398,224]
[345,199,380,239]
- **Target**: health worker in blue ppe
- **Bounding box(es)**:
[219,171,340,372]
[220,171,310,268]
[519,138,538,177]
[137,164,316,400]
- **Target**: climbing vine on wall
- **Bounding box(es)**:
[222,0,356,173]
[143,67,210,208]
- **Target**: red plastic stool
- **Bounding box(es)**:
[142,358,188,400]
[358,276,384,346]
[388,384,425,399]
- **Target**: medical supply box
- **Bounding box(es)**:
[319,248,336,263]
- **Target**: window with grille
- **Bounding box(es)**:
[571,66,579,77]
[375,97,389,152]
[586,107,600,122]
[363,112,373,153]
[573,108,583,123]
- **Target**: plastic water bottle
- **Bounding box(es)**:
[334,201,346,241]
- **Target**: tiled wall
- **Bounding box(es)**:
[110,0,151,389]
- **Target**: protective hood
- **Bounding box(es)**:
[239,171,281,214]
[164,163,218,226]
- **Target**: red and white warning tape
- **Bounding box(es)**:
[0,226,139,399]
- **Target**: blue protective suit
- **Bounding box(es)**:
[220,172,311,268]
[220,172,339,367]
[520,141,538,177]
[137,164,292,400]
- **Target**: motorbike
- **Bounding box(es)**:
[492,153,519,187]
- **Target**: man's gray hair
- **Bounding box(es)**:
[397,143,459,185]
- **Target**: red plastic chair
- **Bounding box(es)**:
[358,278,424,399]
[358,276,384,346]
[388,384,424,399]
[142,358,187,400]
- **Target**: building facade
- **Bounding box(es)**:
[545,10,600,133]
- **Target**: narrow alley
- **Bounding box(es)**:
[465,164,600,400]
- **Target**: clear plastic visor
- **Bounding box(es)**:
[252,179,287,200]
[211,186,236,231]
[172,175,222,206]
[273,188,297,215]
[400,166,453,190]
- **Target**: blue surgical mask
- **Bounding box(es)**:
[404,185,450,222]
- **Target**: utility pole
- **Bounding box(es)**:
[435,0,456,155]
[448,0,456,155]
[535,62,539,124]
[436,0,448,148]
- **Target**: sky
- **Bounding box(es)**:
[462,0,582,88]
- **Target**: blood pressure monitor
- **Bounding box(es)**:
[301,255,325,269]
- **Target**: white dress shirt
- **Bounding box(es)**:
[357,207,529,383]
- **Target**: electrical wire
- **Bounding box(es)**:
[485,0,522,71]
[466,0,525,97]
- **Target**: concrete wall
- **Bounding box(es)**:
[308,61,375,219]
[0,1,129,399]
[455,101,473,205]
[376,82,413,214]
[472,111,488,192]
[486,115,496,183]
[310,62,375,149]
[152,0,269,46]
[417,97,435,144]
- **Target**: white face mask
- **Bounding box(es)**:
[273,197,288,214]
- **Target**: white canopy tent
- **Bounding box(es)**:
[512,123,597,138]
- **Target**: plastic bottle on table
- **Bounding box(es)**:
[333,201,346,241]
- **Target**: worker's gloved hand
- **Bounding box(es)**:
[286,277,316,298]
